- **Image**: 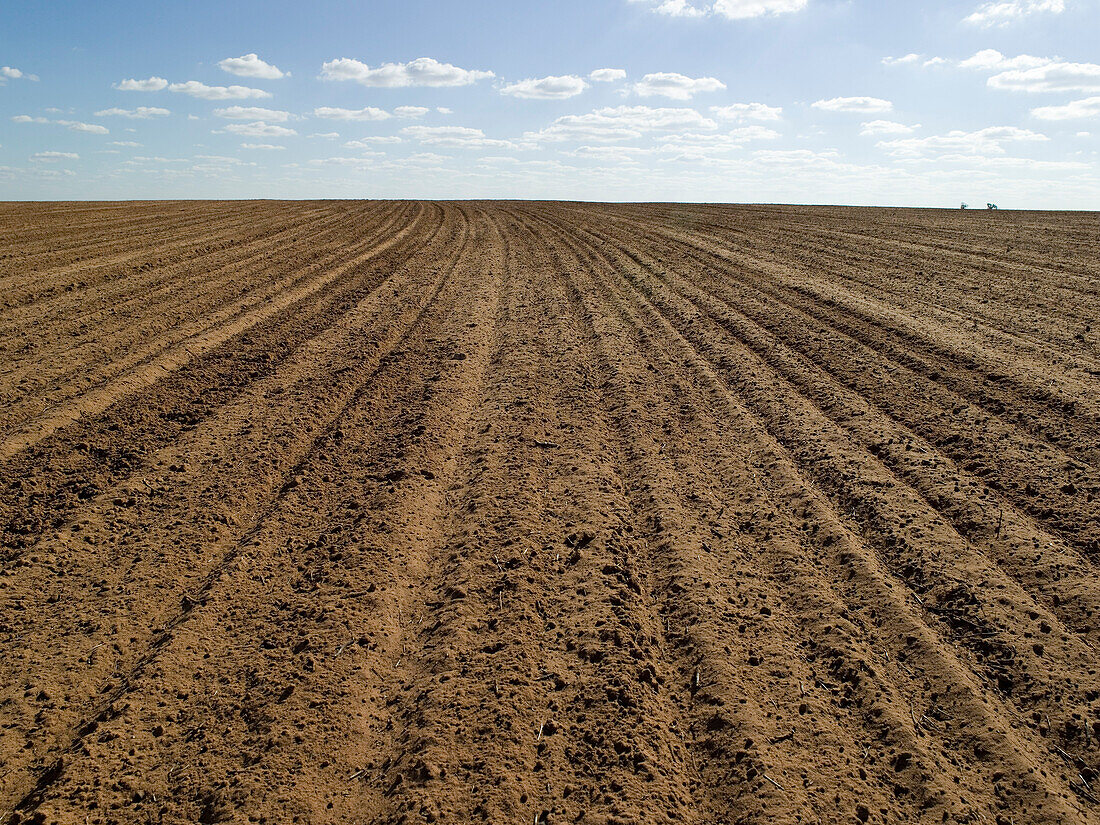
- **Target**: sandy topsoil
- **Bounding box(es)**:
[0,201,1098,824]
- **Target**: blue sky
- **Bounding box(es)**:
[1,0,1098,205]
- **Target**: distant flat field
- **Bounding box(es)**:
[1,201,1099,824]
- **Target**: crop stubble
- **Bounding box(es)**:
[0,201,1098,824]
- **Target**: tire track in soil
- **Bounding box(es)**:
[571,210,1100,556]
[587,207,1100,470]
[0,203,414,447]
[587,219,1100,643]
[525,206,1100,825]
[0,203,445,561]
[0,201,374,395]
[0,202,427,462]
[2,202,1098,825]
[367,209,707,825]
[527,208,995,823]
[0,205,298,309]
[0,204,478,822]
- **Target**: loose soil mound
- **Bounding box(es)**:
[1,201,1098,824]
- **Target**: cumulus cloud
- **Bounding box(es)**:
[114,77,169,91]
[1031,96,1100,120]
[109,140,142,147]
[313,106,391,121]
[710,102,782,121]
[394,106,429,118]
[632,72,725,100]
[344,136,403,148]
[988,62,1100,94]
[629,0,807,18]
[860,120,919,135]
[812,96,893,113]
[877,126,1047,158]
[214,106,291,121]
[652,0,707,16]
[401,125,517,149]
[240,143,286,149]
[13,115,108,134]
[526,105,717,142]
[1,66,38,82]
[94,107,170,118]
[959,49,1051,72]
[169,81,271,100]
[964,0,1064,27]
[590,68,627,83]
[712,0,807,18]
[218,53,287,79]
[882,54,921,67]
[566,145,654,161]
[69,122,109,134]
[308,156,383,167]
[500,75,588,100]
[32,151,79,161]
[320,57,493,87]
[221,121,297,137]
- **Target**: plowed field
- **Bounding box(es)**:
[1,201,1099,825]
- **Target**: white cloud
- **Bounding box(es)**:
[526,105,717,142]
[221,121,297,137]
[729,125,781,140]
[13,115,108,134]
[32,151,79,161]
[114,77,168,91]
[860,120,919,135]
[308,155,384,167]
[394,105,429,118]
[812,96,893,113]
[310,132,340,138]
[877,126,1047,158]
[882,54,922,67]
[218,53,287,80]
[1,66,38,82]
[654,0,707,15]
[344,136,403,147]
[964,0,1064,27]
[632,72,725,100]
[959,49,1051,71]
[241,143,286,149]
[712,0,807,18]
[313,106,391,121]
[436,106,453,114]
[169,81,271,100]
[401,125,517,149]
[68,122,109,134]
[94,107,170,118]
[566,145,654,161]
[1031,96,1100,120]
[988,62,1100,94]
[320,57,493,87]
[590,68,627,83]
[501,75,588,100]
[214,106,291,121]
[109,140,142,147]
[654,126,779,159]
[710,102,782,121]
[630,0,807,18]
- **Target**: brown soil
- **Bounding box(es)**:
[1,201,1098,825]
